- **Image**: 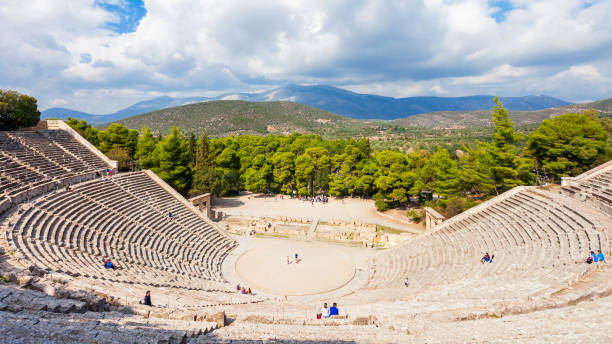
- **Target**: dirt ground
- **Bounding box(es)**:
[234,239,355,296]
[213,194,424,233]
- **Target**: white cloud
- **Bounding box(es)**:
[0,0,611,113]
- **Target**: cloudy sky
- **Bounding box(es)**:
[1,0,611,113]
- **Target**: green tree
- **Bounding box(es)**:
[106,147,132,171]
[459,145,495,195]
[473,97,534,195]
[244,154,273,193]
[295,147,331,195]
[191,133,220,196]
[271,151,296,194]
[151,127,192,194]
[188,132,197,167]
[525,112,610,181]
[134,127,157,169]
[98,123,139,157]
[426,147,460,197]
[0,90,40,130]
[65,118,100,146]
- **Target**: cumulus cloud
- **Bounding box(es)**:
[0,0,611,113]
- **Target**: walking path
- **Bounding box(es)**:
[307,218,319,238]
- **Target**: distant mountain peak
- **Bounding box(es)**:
[41,84,573,124]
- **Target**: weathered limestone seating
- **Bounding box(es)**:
[112,172,237,275]
[363,186,610,311]
[0,130,111,215]
[39,129,110,170]
[0,285,218,344]
[4,172,236,292]
[562,161,612,216]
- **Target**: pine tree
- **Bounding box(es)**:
[134,127,157,169]
[191,132,219,196]
[473,97,534,195]
[151,127,192,194]
[429,148,460,197]
[525,112,609,182]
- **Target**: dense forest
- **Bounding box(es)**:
[65,97,611,214]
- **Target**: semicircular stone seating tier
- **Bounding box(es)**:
[5,171,237,290]
[562,161,612,216]
[0,130,110,214]
[362,186,610,311]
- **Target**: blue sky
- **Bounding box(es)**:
[95,0,146,34]
[0,0,611,113]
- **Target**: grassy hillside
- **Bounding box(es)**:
[392,98,612,129]
[107,100,380,136]
[105,97,611,153]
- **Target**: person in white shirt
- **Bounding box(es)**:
[320,302,330,318]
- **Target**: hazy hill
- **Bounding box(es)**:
[245,84,572,119]
[392,97,612,129]
[107,100,375,136]
[42,84,571,123]
[42,96,211,124]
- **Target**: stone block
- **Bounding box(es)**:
[353,317,370,325]
[151,310,169,319]
[16,275,33,287]
[209,311,226,327]
[30,282,56,297]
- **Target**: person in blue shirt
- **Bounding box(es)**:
[597,250,604,263]
[329,302,339,316]
[104,259,115,269]
[591,251,598,263]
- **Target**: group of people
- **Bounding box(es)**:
[480,252,494,264]
[236,284,253,295]
[287,253,300,264]
[318,302,339,318]
[298,195,329,204]
[586,250,605,264]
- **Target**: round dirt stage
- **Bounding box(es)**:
[235,241,355,296]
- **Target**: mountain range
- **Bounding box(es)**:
[41,84,572,124]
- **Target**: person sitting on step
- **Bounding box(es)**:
[587,251,596,264]
[329,302,339,316]
[104,259,115,270]
[144,291,152,306]
[319,302,330,318]
[597,250,605,264]
[480,253,490,264]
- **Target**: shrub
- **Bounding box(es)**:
[406,209,423,223]
[375,199,390,211]
[446,196,466,217]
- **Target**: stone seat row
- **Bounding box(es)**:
[14,192,223,281]
[0,304,217,344]
[39,130,110,170]
[10,205,213,280]
[71,176,234,275]
[6,172,236,290]
[6,229,227,292]
[40,186,216,271]
[111,172,237,272]
[365,187,607,303]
